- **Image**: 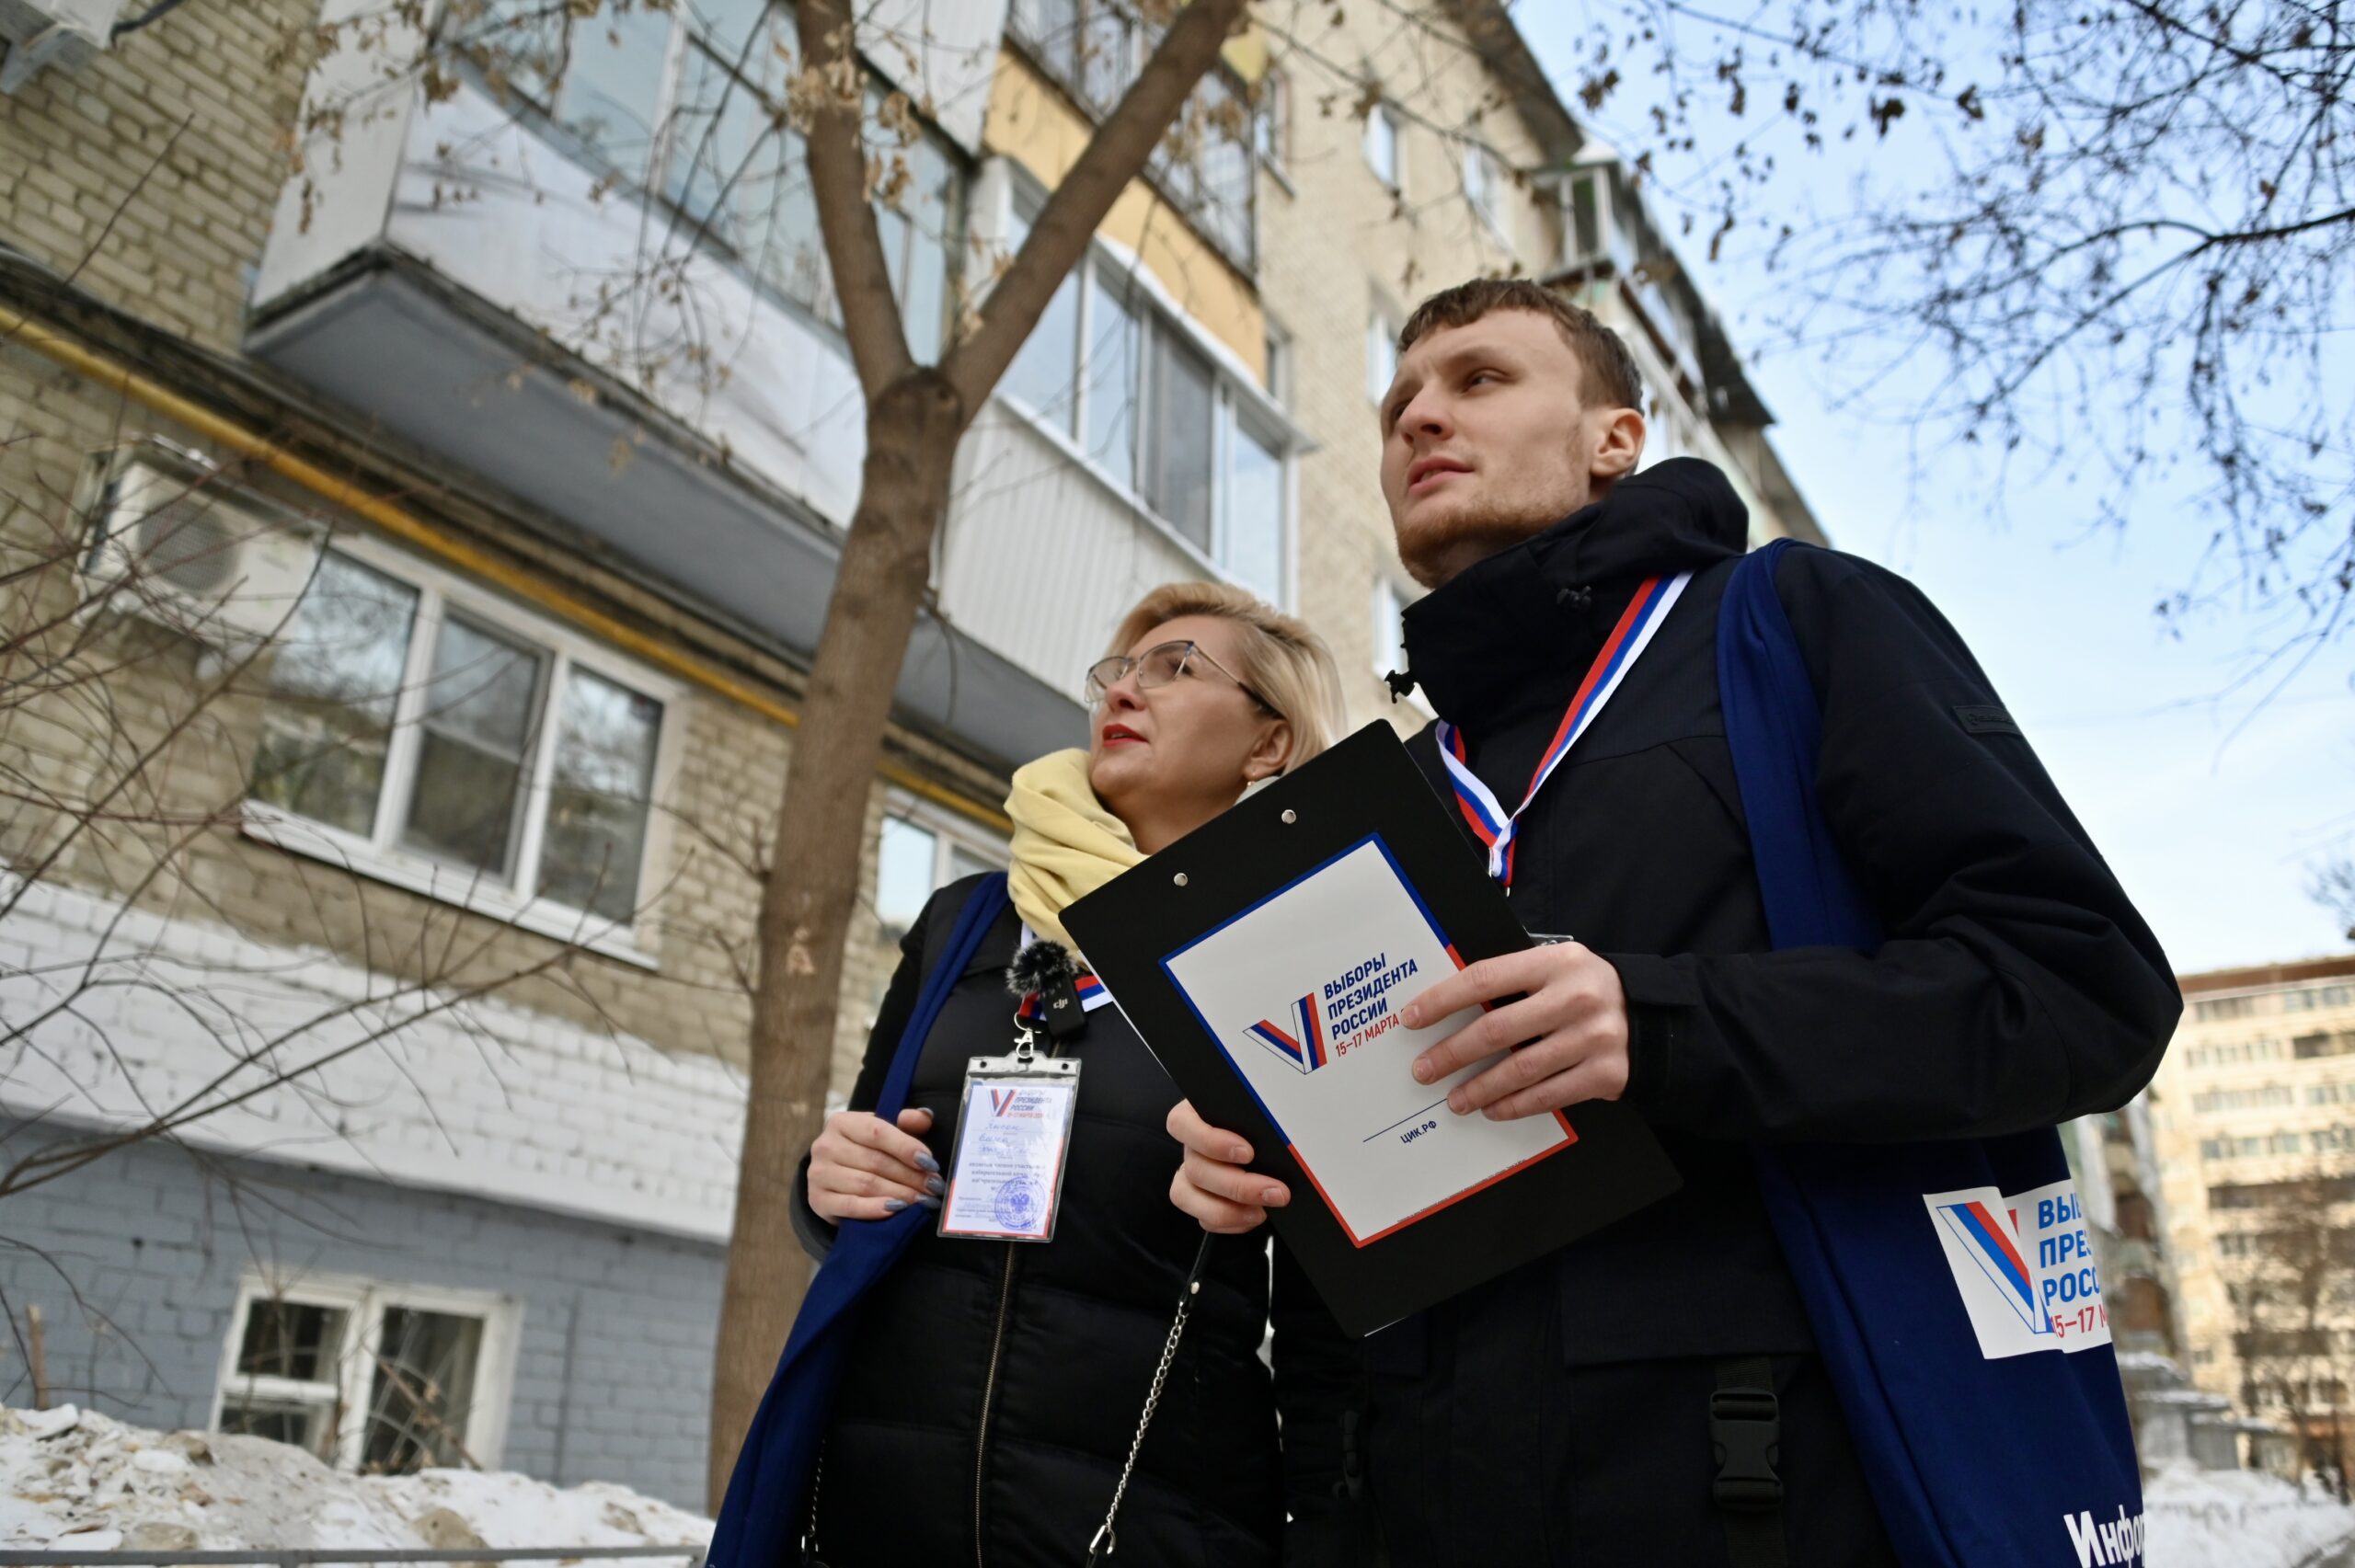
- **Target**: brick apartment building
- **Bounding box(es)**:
[0,0,1815,1505]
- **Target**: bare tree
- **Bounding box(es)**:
[265,0,1541,1498]
[1555,2,2352,645]
[2226,1171,2355,1490]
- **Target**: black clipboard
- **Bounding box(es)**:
[1063,722,1683,1336]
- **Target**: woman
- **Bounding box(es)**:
[789,581,1347,1566]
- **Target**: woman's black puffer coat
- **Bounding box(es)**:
[791,876,1281,1567]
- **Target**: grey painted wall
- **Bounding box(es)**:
[0,1127,725,1510]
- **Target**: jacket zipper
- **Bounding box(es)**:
[972,1240,1019,1568]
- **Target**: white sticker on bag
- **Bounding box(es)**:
[1923,1178,2113,1359]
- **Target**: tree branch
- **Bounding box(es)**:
[798,0,913,396]
[943,0,1251,415]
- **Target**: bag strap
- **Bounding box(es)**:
[1716,539,1883,951]
[706,872,1010,1568]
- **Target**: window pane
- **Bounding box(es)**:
[1000,207,1080,429]
[551,3,674,178]
[1147,330,1214,549]
[360,1308,485,1475]
[401,618,546,878]
[1226,418,1283,602]
[536,669,662,922]
[948,842,996,883]
[1085,276,1141,486]
[1366,315,1397,405]
[1365,107,1397,188]
[219,1395,337,1460]
[236,1298,350,1382]
[892,134,959,364]
[251,554,419,837]
[875,816,939,940]
[664,40,790,256]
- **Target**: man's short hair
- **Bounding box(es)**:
[1397,279,1644,412]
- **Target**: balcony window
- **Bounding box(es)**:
[247,536,675,945]
[465,0,966,362]
[213,1274,515,1474]
[1006,0,1257,269]
[994,229,1293,601]
[1145,329,1217,551]
[1085,271,1144,485]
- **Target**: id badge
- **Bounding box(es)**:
[938,1056,1080,1242]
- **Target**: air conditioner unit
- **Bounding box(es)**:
[0,0,120,94]
[83,456,322,647]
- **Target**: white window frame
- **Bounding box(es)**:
[240,530,686,969]
[879,790,1009,910]
[1464,141,1511,247]
[1364,100,1402,191]
[210,1268,522,1474]
[1255,64,1292,184]
[989,183,1304,607]
[1366,309,1400,407]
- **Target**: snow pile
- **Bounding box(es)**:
[0,1404,709,1562]
[2145,1460,2354,1567]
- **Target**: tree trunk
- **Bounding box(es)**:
[707,368,963,1505]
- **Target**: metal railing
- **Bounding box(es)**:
[0,1548,706,1566]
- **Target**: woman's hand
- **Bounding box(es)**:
[809,1107,943,1222]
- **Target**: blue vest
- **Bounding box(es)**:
[1720,540,2144,1565]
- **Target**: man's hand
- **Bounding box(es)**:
[1400,943,1632,1120]
[1166,1099,1292,1233]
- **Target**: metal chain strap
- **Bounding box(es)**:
[799,1447,825,1567]
[1086,1277,1201,1565]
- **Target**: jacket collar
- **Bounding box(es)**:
[1400,458,1749,728]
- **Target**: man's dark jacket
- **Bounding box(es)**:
[1273,459,2181,1565]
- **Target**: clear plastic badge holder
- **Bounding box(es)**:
[937,1019,1081,1242]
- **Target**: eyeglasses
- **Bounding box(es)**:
[1084,640,1273,713]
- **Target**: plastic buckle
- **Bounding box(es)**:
[1708,1385,1783,1512]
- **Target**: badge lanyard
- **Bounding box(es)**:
[1434,571,1691,889]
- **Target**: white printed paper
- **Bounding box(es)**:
[1160,836,1574,1245]
[939,1078,1076,1241]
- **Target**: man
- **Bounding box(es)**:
[1167,279,2180,1563]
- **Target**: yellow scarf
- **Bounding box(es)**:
[1005,749,1141,954]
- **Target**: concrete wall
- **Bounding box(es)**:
[0,1127,724,1509]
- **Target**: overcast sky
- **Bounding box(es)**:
[1515,10,2354,975]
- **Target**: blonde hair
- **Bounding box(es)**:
[1106,582,1348,772]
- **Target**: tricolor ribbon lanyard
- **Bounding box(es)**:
[1435,571,1692,890]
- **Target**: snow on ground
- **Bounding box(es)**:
[0,1404,709,1562]
[2146,1460,2355,1567]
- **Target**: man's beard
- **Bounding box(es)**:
[1396,491,1580,589]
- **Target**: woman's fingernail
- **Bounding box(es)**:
[925,1175,945,1196]
[882,1198,908,1213]
[1448,1092,1469,1115]
[1401,1005,1422,1027]
[1412,1057,1435,1083]
[915,1151,940,1173]
[921,1194,942,1209]
[1263,1185,1287,1206]
[1229,1143,1251,1163]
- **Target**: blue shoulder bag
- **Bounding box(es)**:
[706,872,1010,1568]
[1719,541,2144,1566]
